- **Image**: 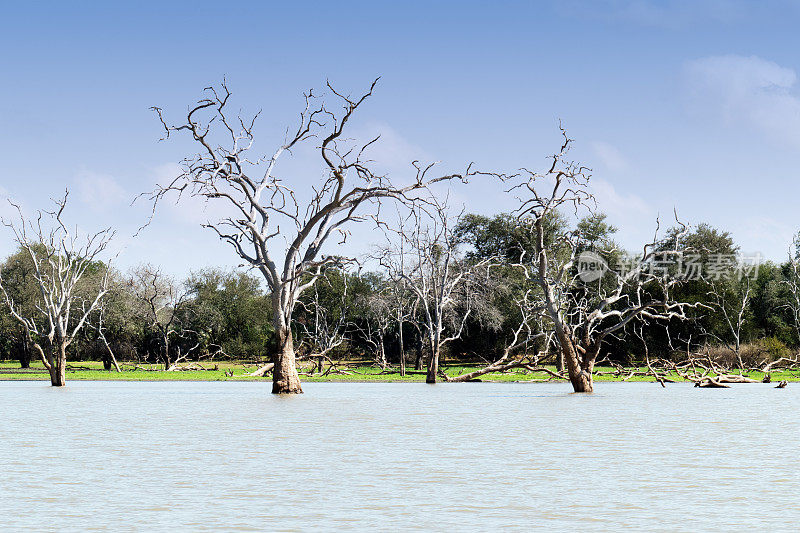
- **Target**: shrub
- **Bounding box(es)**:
[699,342,764,368]
[757,337,790,362]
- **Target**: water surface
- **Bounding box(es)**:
[1,381,798,531]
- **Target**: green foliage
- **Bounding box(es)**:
[2,359,800,384]
[3,212,800,366]
[456,211,567,262]
[758,337,790,361]
[181,269,273,359]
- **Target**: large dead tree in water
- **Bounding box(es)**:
[0,192,114,386]
[512,128,692,393]
[146,80,471,393]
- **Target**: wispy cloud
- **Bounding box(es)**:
[144,163,234,226]
[590,177,652,219]
[590,141,630,173]
[559,0,746,29]
[737,215,796,259]
[350,121,433,181]
[75,171,128,211]
[686,54,800,147]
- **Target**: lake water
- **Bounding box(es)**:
[1,381,799,531]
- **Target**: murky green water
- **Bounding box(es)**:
[1,381,798,531]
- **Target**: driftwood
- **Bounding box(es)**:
[776,380,788,389]
[164,354,190,371]
[761,357,800,372]
[653,348,791,388]
[714,374,760,384]
[695,377,731,388]
[166,362,208,371]
[240,363,274,377]
[133,365,163,372]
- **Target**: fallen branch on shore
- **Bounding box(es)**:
[239,363,274,377]
[695,377,730,388]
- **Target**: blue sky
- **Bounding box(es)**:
[2,0,800,275]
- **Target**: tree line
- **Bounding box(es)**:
[2,80,799,392]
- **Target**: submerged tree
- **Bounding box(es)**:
[0,192,114,386]
[146,80,471,393]
[511,128,693,393]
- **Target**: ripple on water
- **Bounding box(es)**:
[1,381,798,531]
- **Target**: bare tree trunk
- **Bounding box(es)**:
[426,337,439,384]
[735,341,744,371]
[556,349,564,373]
[559,333,593,393]
[571,368,593,392]
[426,351,438,383]
[49,343,67,387]
[18,337,31,369]
[569,364,593,393]
[272,327,302,394]
[379,334,387,370]
[414,336,424,370]
[163,336,171,371]
[101,339,121,372]
[398,319,406,377]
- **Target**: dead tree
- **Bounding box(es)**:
[297,269,350,374]
[356,289,394,370]
[510,127,692,393]
[704,274,751,370]
[88,299,122,372]
[784,238,800,345]
[379,200,493,383]
[445,288,552,381]
[0,191,114,386]
[378,211,420,376]
[385,277,415,376]
[127,264,188,370]
[145,80,471,393]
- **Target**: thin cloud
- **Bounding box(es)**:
[144,162,234,227]
[686,54,800,147]
[558,0,746,29]
[350,121,433,181]
[590,141,630,173]
[737,215,796,260]
[591,177,652,218]
[75,171,128,211]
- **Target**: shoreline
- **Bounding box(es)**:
[1,361,797,384]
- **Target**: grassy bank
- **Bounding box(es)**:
[1,360,798,383]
